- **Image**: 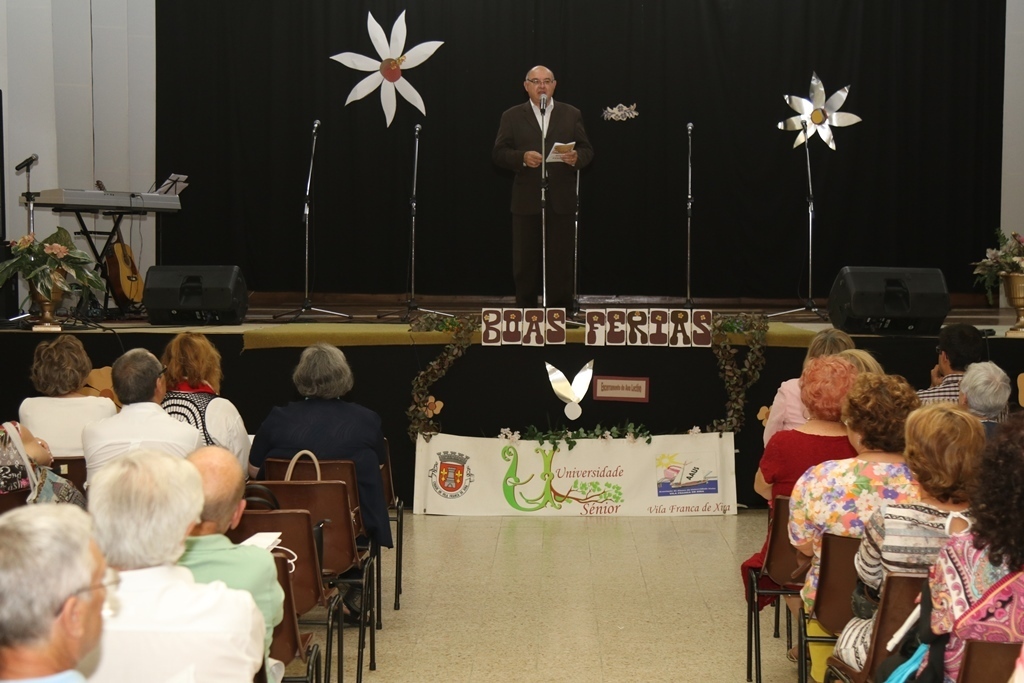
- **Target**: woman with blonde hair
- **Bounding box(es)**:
[160,332,250,472]
[763,328,855,445]
[18,334,116,457]
[836,348,884,375]
[832,403,984,673]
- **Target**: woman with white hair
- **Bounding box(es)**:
[249,344,393,548]
[249,343,394,618]
[81,450,264,683]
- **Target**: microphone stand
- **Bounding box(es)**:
[378,124,451,321]
[571,169,581,318]
[22,162,37,236]
[275,120,351,322]
[540,96,549,308]
[684,123,695,308]
[8,160,38,322]
[769,120,827,320]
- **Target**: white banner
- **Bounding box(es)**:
[413,433,736,517]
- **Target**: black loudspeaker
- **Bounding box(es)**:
[143,265,248,325]
[828,266,949,335]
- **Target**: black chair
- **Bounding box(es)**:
[272,552,322,683]
[956,640,1022,683]
[254,480,376,683]
[746,496,803,683]
[824,572,924,683]
[228,510,341,683]
[380,437,403,611]
[797,534,861,683]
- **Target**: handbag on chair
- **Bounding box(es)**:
[2,422,86,508]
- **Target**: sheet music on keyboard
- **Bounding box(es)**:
[156,173,188,196]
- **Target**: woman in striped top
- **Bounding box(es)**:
[832,403,985,672]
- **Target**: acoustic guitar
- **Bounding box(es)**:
[97,181,143,306]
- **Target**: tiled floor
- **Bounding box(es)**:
[296,509,800,683]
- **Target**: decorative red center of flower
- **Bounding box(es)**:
[380,58,402,82]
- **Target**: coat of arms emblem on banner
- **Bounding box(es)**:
[429,451,474,498]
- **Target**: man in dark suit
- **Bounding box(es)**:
[493,65,594,309]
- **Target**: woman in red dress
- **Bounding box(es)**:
[741,355,860,609]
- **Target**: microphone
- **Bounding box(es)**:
[15,154,38,172]
[312,119,320,135]
[687,122,693,132]
[539,94,548,114]
[415,124,422,137]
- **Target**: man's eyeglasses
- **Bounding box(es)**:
[935,345,943,355]
[56,567,121,617]
[526,78,554,86]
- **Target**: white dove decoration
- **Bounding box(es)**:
[545,360,594,421]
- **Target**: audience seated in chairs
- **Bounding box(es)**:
[179,446,284,681]
[79,450,264,683]
[0,505,108,682]
[831,403,985,672]
[745,356,859,614]
[18,335,116,459]
[81,349,202,484]
[160,333,252,473]
[917,323,985,405]
[789,372,921,682]
[920,412,1024,682]
[958,360,1011,439]
[762,329,855,446]
[249,342,394,620]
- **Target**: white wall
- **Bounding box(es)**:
[0,0,155,305]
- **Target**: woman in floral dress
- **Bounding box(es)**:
[789,373,921,681]
[831,403,984,672]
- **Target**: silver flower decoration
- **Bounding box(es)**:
[778,72,862,150]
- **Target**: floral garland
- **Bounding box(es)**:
[406,313,479,441]
[707,312,769,433]
[504,421,654,451]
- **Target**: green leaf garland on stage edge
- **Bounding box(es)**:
[407,313,479,441]
[708,312,769,434]
[406,311,768,441]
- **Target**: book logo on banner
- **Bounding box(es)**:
[429,451,474,499]
[656,454,718,496]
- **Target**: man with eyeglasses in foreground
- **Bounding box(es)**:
[0,505,110,682]
[493,65,594,309]
[81,349,202,485]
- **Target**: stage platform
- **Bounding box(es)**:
[1,297,1019,509]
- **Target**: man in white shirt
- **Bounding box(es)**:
[0,505,108,683]
[81,348,202,483]
[79,450,264,683]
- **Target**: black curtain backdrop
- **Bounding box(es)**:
[155,0,1005,299]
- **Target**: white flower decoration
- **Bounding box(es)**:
[778,72,862,150]
[330,11,443,127]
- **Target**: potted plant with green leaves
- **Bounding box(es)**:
[972,230,1024,336]
[0,227,104,325]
